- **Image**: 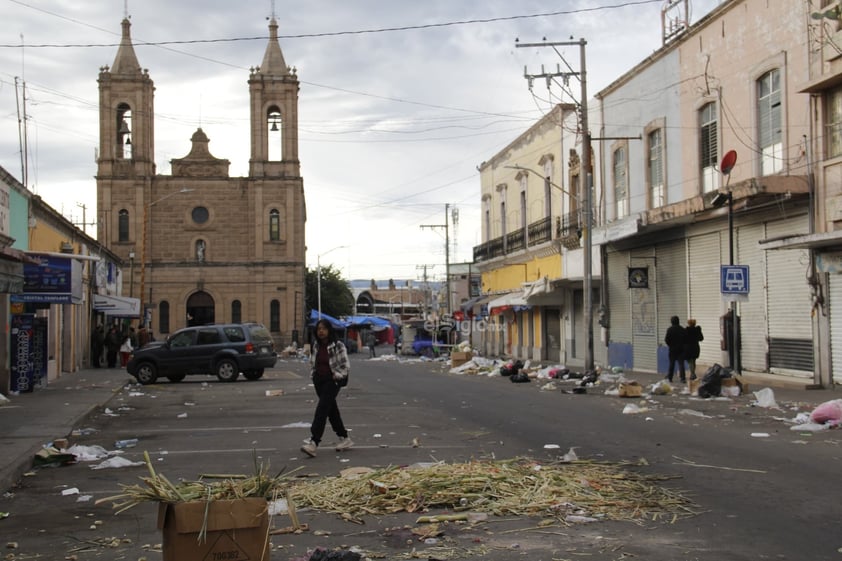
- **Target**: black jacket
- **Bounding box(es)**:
[665,324,687,355]
[685,325,704,359]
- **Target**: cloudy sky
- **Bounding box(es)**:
[1,0,722,282]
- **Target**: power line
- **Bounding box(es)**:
[2,0,665,48]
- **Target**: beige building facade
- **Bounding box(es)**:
[96,17,306,344]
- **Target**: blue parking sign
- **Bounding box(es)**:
[721,265,749,294]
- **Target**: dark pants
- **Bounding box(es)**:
[92,345,102,368]
[106,349,118,368]
[310,378,348,445]
[667,350,686,382]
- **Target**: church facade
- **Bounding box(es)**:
[96,17,306,344]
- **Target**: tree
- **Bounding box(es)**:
[305,265,354,319]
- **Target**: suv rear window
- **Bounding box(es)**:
[247,324,272,342]
[223,326,246,342]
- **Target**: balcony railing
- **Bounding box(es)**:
[474,212,583,264]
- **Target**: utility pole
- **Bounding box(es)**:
[420,203,451,316]
[73,203,98,236]
[415,265,433,319]
[518,38,593,372]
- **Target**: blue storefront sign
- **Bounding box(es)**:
[11,254,83,304]
[11,314,36,393]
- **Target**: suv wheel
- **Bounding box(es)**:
[243,369,264,381]
[135,362,158,385]
[216,358,239,382]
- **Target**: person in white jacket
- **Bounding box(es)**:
[119,334,133,368]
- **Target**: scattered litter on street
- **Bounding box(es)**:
[91,456,145,470]
[752,388,779,409]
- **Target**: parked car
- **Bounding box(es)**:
[126,323,277,384]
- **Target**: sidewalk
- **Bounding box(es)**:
[0,367,132,493]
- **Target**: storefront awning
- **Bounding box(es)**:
[93,294,141,317]
[488,292,530,315]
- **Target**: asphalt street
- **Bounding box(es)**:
[0,351,840,561]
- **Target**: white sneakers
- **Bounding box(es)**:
[300,440,317,457]
[301,437,353,457]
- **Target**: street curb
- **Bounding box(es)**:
[0,384,125,494]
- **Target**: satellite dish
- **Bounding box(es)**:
[720,150,737,175]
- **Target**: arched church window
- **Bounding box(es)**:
[269,209,280,241]
[116,103,132,159]
[267,106,282,161]
[232,300,242,324]
[118,209,130,242]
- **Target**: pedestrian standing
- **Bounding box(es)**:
[91,325,104,368]
[366,331,377,358]
[664,315,687,383]
[119,334,133,368]
[685,318,704,380]
[301,319,353,457]
[105,326,120,368]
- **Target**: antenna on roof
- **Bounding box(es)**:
[124,0,129,19]
[270,0,276,19]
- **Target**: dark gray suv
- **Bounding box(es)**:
[126,323,277,384]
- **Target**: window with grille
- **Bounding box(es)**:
[758,69,782,175]
[648,128,665,208]
[700,102,718,192]
[232,300,242,324]
[613,147,628,219]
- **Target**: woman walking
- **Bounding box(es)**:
[301,319,353,457]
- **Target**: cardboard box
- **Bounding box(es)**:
[451,351,473,368]
[157,498,269,561]
[721,377,738,387]
[618,382,642,397]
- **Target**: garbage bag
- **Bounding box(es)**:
[810,399,842,425]
[510,371,531,383]
[698,363,728,398]
[309,548,362,561]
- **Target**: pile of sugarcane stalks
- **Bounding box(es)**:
[96,451,299,513]
[288,457,698,524]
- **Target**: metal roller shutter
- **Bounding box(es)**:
[687,232,722,366]
[630,249,658,372]
[830,275,842,384]
[736,223,768,372]
[607,249,632,343]
[765,216,813,375]
[655,241,688,348]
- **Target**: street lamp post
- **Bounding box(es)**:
[317,245,348,319]
[139,188,194,328]
[128,251,135,298]
[713,149,739,372]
